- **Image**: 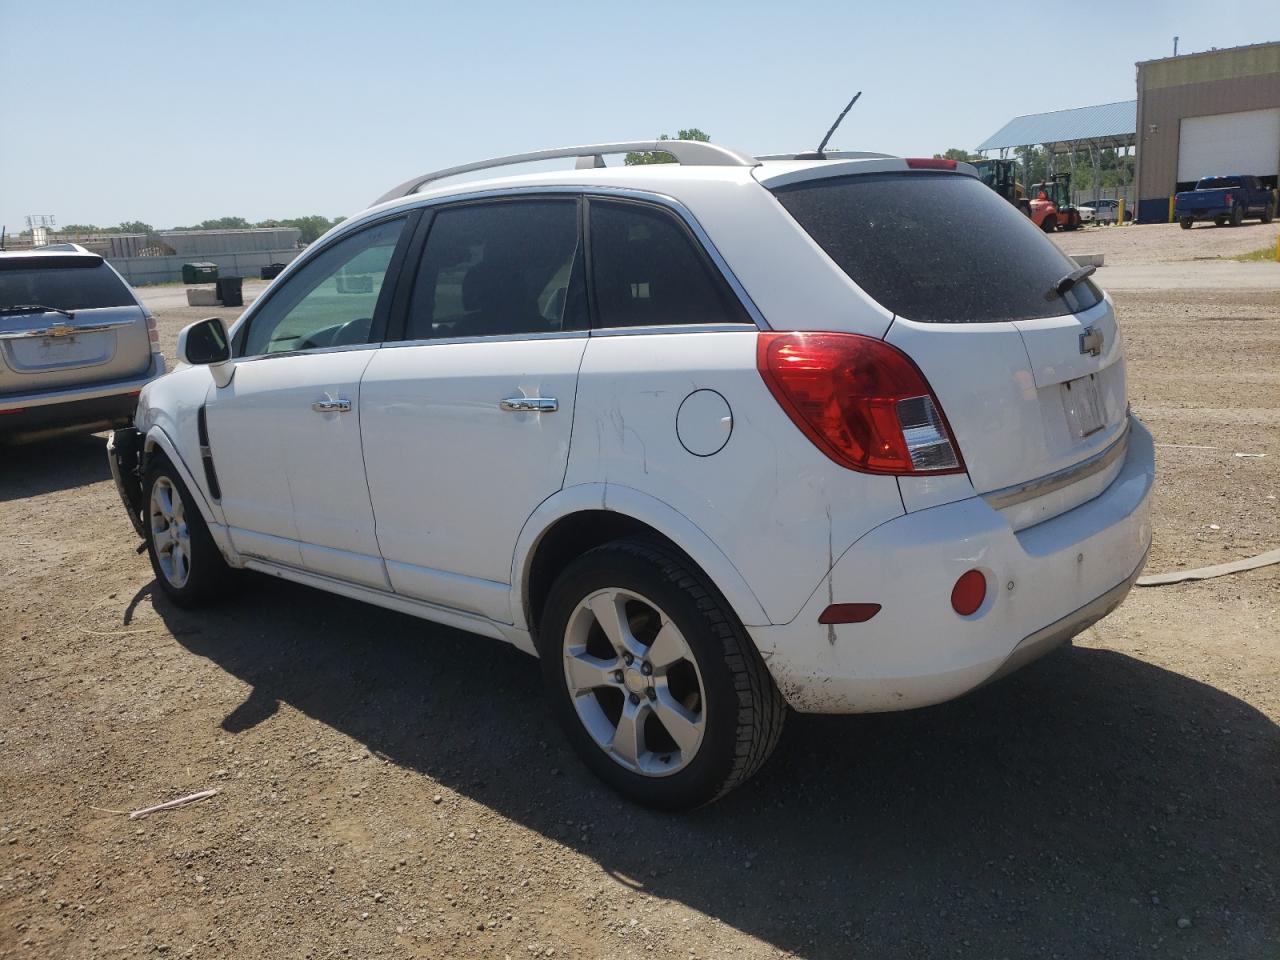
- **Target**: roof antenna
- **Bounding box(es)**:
[797,91,862,160]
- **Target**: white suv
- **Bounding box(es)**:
[108,140,1154,809]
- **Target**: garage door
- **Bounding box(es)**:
[1178,108,1280,182]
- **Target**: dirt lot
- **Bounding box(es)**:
[2,241,1278,959]
[1054,219,1280,264]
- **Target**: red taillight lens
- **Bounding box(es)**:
[950,570,986,616]
[1224,192,1233,204]
[905,157,957,170]
[757,332,964,475]
[145,314,160,344]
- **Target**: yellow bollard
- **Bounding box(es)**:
[1118,197,1126,225]
[1168,195,1175,223]
[1275,231,1280,263]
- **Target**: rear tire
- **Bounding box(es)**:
[538,539,785,810]
[1040,215,1056,233]
[1229,205,1243,227]
[143,455,234,607]
[1179,217,1193,230]
[1262,205,1275,225]
[1213,217,1226,227]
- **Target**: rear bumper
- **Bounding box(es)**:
[0,353,164,440]
[749,417,1155,714]
[1175,206,1229,220]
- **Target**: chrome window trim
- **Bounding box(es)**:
[589,323,759,338]
[231,341,382,365]
[982,420,1131,511]
[380,329,589,350]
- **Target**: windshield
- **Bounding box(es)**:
[772,172,1101,323]
[1196,177,1242,190]
[0,261,135,311]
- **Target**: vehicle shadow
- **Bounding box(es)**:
[159,577,1279,958]
[0,433,111,501]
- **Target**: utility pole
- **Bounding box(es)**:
[1173,36,1179,56]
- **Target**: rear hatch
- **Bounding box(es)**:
[0,253,151,396]
[764,164,1128,523]
[1177,188,1232,212]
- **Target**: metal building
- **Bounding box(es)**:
[156,227,302,257]
[976,101,1137,206]
[1134,41,1280,223]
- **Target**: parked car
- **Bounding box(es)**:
[1079,199,1132,224]
[1,244,163,442]
[108,141,1155,809]
[1175,175,1276,228]
[1076,204,1096,224]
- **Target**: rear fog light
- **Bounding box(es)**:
[951,570,987,616]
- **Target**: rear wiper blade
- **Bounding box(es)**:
[0,303,75,319]
[1047,265,1096,300]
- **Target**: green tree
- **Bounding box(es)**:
[173,216,252,230]
[278,215,341,244]
[116,220,153,234]
[625,128,711,165]
[933,148,980,161]
[59,223,100,234]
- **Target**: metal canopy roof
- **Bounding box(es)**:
[977,100,1136,152]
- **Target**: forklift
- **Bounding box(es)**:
[971,159,1032,217]
[1027,173,1083,232]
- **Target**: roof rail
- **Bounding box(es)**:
[373,140,758,205]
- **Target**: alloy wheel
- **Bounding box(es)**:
[149,476,191,588]
[561,588,706,777]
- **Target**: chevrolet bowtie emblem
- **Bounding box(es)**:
[47,322,75,337]
[1079,326,1103,357]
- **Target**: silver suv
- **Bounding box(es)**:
[0,244,163,441]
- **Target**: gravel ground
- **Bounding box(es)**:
[1053,219,1280,265]
[1,252,1278,958]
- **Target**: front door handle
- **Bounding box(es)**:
[500,397,558,413]
[312,398,352,413]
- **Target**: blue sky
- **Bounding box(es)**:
[0,1,1269,234]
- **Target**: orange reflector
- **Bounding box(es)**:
[950,570,987,616]
[818,603,881,625]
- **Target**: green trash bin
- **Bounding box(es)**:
[182,262,219,284]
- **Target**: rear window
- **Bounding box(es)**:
[772,173,1100,323]
[1195,177,1242,190]
[0,259,135,311]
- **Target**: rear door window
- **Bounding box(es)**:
[0,259,134,311]
[405,199,585,340]
[587,199,751,328]
[772,173,1101,323]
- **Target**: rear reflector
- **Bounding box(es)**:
[818,603,881,624]
[905,157,957,170]
[0,408,24,415]
[757,332,964,475]
[950,570,987,616]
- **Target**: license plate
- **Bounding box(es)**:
[1062,374,1105,438]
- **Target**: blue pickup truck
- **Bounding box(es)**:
[1176,175,1276,228]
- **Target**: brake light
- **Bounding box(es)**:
[145,314,159,344]
[818,603,881,624]
[757,332,964,475]
[905,157,957,170]
[1224,192,1233,204]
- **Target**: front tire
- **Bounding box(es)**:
[1040,215,1056,233]
[1262,204,1275,225]
[143,455,233,607]
[539,539,785,809]
[1179,217,1193,230]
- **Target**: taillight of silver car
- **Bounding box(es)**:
[756,332,964,476]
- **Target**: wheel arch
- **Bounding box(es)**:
[143,426,224,534]
[512,484,770,638]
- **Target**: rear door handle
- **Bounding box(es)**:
[312,398,352,413]
[500,397,558,413]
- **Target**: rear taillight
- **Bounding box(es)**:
[1224,193,1234,204]
[145,314,159,344]
[905,157,957,170]
[757,332,964,475]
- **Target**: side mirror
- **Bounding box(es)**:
[177,317,234,388]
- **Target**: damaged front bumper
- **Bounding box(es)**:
[107,427,148,539]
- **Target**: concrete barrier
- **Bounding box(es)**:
[1071,253,1105,268]
[109,248,303,286]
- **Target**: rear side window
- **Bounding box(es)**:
[1196,177,1242,190]
[0,260,134,311]
[588,200,751,328]
[772,173,1100,323]
[406,199,584,340]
